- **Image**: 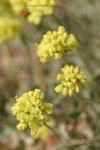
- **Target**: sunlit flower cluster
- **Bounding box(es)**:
[0,17,21,44]
[10,0,55,25]
[37,26,78,62]
[55,65,88,96]
[11,89,53,136]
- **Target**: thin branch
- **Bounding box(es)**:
[44,122,59,140]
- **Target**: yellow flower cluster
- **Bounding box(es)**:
[0,17,21,44]
[37,26,78,62]
[11,89,53,136]
[10,0,55,25]
[54,65,88,96]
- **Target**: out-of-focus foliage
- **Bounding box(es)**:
[0,0,100,150]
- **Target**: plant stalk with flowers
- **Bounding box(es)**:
[12,25,88,144]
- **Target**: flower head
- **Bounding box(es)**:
[54,65,88,96]
[37,26,78,62]
[12,89,53,136]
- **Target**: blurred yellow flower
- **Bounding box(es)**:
[35,120,54,140]
[9,0,27,14]
[0,17,21,44]
[10,0,55,25]
[37,26,78,62]
[55,65,88,96]
[27,0,55,24]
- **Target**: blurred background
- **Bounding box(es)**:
[0,0,100,149]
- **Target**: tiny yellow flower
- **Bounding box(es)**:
[37,26,78,62]
[54,65,88,96]
[11,89,53,136]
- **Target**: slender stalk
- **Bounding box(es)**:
[44,122,67,150]
[44,122,59,140]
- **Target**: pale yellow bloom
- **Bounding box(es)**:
[11,89,53,136]
[55,65,88,96]
[37,26,78,62]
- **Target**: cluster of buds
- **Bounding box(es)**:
[12,89,53,136]
[55,65,88,96]
[37,26,78,62]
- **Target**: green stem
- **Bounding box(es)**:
[44,122,59,140]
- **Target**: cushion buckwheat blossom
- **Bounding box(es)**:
[54,65,88,96]
[37,26,78,62]
[11,89,53,136]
